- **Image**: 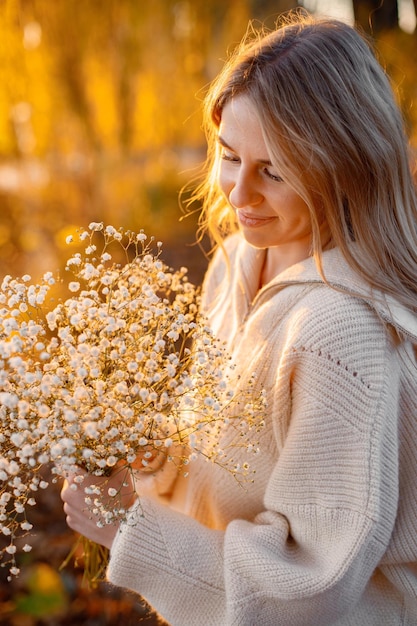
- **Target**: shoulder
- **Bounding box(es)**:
[281,283,390,350]
[249,283,393,391]
[291,282,383,324]
[273,284,395,394]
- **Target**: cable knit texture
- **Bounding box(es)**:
[107,234,417,625]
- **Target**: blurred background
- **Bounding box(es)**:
[0,1,416,624]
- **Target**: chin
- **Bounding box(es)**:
[240,229,274,250]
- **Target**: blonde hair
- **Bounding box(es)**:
[192,13,417,311]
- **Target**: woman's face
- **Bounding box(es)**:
[218,95,314,267]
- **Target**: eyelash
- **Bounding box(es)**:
[220,152,283,183]
[220,152,238,163]
[263,168,283,183]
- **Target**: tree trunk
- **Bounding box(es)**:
[352,0,399,35]
[250,0,300,24]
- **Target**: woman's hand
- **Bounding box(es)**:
[60,466,136,550]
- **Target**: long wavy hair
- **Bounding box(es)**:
[191,12,417,311]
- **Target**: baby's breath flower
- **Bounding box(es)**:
[89,222,103,231]
[67,254,82,267]
[0,223,265,580]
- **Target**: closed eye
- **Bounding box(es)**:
[219,148,239,163]
[217,136,240,163]
[263,167,283,183]
[218,134,283,181]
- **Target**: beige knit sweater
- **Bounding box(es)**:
[108,234,417,625]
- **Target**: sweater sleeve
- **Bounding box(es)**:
[107,294,400,626]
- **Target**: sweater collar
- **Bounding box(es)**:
[237,239,417,342]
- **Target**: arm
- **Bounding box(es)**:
[106,297,400,626]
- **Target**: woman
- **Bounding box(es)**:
[61,13,417,625]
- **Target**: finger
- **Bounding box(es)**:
[63,504,85,534]
[60,477,86,505]
[60,479,70,502]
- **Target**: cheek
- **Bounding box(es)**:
[296,205,314,235]
[284,190,311,223]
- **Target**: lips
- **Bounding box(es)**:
[237,210,276,228]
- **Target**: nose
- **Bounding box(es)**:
[228,168,263,209]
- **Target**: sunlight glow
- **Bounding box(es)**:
[302,0,354,23]
[399,0,417,33]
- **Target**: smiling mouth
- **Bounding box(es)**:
[237,210,276,228]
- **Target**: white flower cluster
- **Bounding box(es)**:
[0,223,266,578]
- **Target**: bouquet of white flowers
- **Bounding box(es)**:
[0,223,265,581]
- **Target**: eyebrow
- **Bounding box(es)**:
[217,134,274,166]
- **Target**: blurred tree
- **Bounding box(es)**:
[0,0,302,279]
[352,0,399,33]
[0,0,415,285]
[249,0,300,25]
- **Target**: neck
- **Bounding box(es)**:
[259,245,311,288]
